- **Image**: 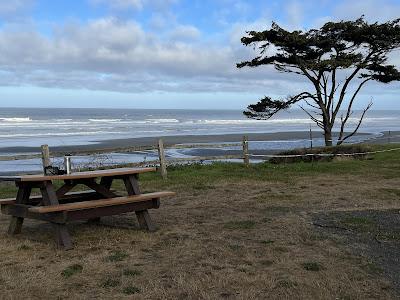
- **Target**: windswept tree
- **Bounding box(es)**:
[237,17,400,146]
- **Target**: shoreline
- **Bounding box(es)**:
[0,131,381,154]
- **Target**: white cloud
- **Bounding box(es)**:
[90,0,143,10]
[89,0,178,11]
[334,0,400,22]
[0,16,310,94]
[285,1,304,29]
[169,25,201,41]
[0,0,34,17]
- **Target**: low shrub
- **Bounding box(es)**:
[270,144,373,164]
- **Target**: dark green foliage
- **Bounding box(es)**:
[17,244,32,251]
[260,240,275,245]
[238,17,400,146]
[270,144,373,164]
[106,250,129,262]
[61,264,83,278]
[302,262,324,271]
[123,268,142,277]
[101,278,120,288]
[123,285,140,294]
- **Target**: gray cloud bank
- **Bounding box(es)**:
[0,17,303,94]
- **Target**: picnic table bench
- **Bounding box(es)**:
[0,167,175,250]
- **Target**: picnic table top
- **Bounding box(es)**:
[0,167,157,182]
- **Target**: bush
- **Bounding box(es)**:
[270,144,373,164]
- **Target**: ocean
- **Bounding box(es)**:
[0,107,399,150]
[0,107,398,173]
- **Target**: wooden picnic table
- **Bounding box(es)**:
[0,167,175,250]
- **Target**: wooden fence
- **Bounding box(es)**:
[0,136,251,179]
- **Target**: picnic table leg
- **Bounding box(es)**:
[8,183,31,235]
[56,180,76,199]
[87,177,115,224]
[40,181,73,250]
[123,175,156,232]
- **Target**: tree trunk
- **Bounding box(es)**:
[324,129,333,147]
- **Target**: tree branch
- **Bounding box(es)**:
[299,106,324,129]
[327,68,336,112]
[338,78,371,142]
[338,102,373,145]
[332,52,375,123]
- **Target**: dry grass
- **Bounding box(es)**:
[0,145,399,299]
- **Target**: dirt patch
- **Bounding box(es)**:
[313,209,400,293]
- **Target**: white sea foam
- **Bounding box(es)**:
[89,118,122,122]
[197,118,313,125]
[0,117,31,122]
[194,116,398,126]
[0,131,121,138]
[145,118,180,123]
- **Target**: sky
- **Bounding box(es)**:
[0,0,399,109]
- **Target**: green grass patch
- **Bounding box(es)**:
[17,244,32,251]
[123,285,140,295]
[106,250,129,262]
[260,260,274,266]
[61,264,83,278]
[101,278,120,288]
[123,268,142,277]
[276,279,298,288]
[302,261,324,272]
[260,239,275,245]
[192,182,214,190]
[223,220,256,230]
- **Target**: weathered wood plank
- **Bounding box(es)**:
[56,182,77,198]
[40,180,73,249]
[52,223,73,250]
[136,210,156,231]
[41,144,51,174]
[242,135,250,167]
[65,199,160,222]
[28,192,175,213]
[123,175,140,195]
[7,185,31,235]
[0,167,156,182]
[158,139,167,179]
[2,204,66,223]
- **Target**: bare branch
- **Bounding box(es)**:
[299,105,324,129]
[321,72,329,105]
[338,102,373,145]
[304,99,320,110]
[327,68,336,112]
[337,78,371,141]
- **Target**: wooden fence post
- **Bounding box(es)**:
[157,139,167,179]
[40,144,51,174]
[242,136,249,167]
